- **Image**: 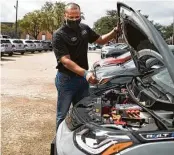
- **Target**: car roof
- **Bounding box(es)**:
[9,39,21,40]
[0,38,11,41]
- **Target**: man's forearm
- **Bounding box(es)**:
[62,58,85,76]
[101,29,116,44]
[96,29,117,45]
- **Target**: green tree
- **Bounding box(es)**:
[1,24,14,36]
[93,9,173,41]
[18,1,85,38]
[93,10,118,35]
[106,10,117,17]
[19,10,43,39]
[163,23,173,39]
[40,1,65,34]
[152,23,173,40]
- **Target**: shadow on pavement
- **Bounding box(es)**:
[88,50,101,53]
[1,57,16,61]
[22,52,36,56]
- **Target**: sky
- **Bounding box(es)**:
[1,0,174,28]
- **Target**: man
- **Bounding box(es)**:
[53,2,121,129]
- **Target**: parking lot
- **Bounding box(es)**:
[1,50,101,155]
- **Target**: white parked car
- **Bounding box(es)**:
[0,38,13,56]
[9,39,25,55]
[32,40,43,52]
[21,39,36,53]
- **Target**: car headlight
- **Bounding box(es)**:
[74,124,133,155]
[105,51,109,54]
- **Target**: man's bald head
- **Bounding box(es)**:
[65,3,81,13]
[64,2,81,21]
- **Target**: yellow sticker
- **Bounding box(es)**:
[96,109,99,113]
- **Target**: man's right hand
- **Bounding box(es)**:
[85,71,98,85]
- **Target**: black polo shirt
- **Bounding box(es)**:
[52,23,100,76]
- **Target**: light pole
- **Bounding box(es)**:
[173,12,174,45]
[14,0,18,38]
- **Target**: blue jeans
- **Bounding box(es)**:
[55,72,89,129]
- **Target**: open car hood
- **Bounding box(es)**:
[117,2,174,83]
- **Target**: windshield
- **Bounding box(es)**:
[0,39,11,43]
[1,35,10,38]
[105,46,115,49]
[152,68,174,95]
[117,52,131,58]
[13,40,23,43]
[34,41,40,43]
[25,40,33,43]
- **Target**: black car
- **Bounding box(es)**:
[54,2,174,155]
[101,43,129,59]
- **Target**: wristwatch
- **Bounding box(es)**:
[83,70,90,79]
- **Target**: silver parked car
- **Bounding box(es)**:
[0,38,13,56]
[21,39,36,53]
[32,40,43,52]
[9,39,25,55]
[168,45,174,54]
[41,40,52,51]
[88,44,96,50]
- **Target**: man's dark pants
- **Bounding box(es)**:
[55,71,89,129]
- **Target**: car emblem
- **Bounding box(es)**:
[139,132,174,141]
[81,30,87,35]
[71,37,77,42]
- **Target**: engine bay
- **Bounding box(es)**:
[84,87,174,131]
[88,89,153,131]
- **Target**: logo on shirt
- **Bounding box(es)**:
[81,30,87,36]
[71,37,77,42]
